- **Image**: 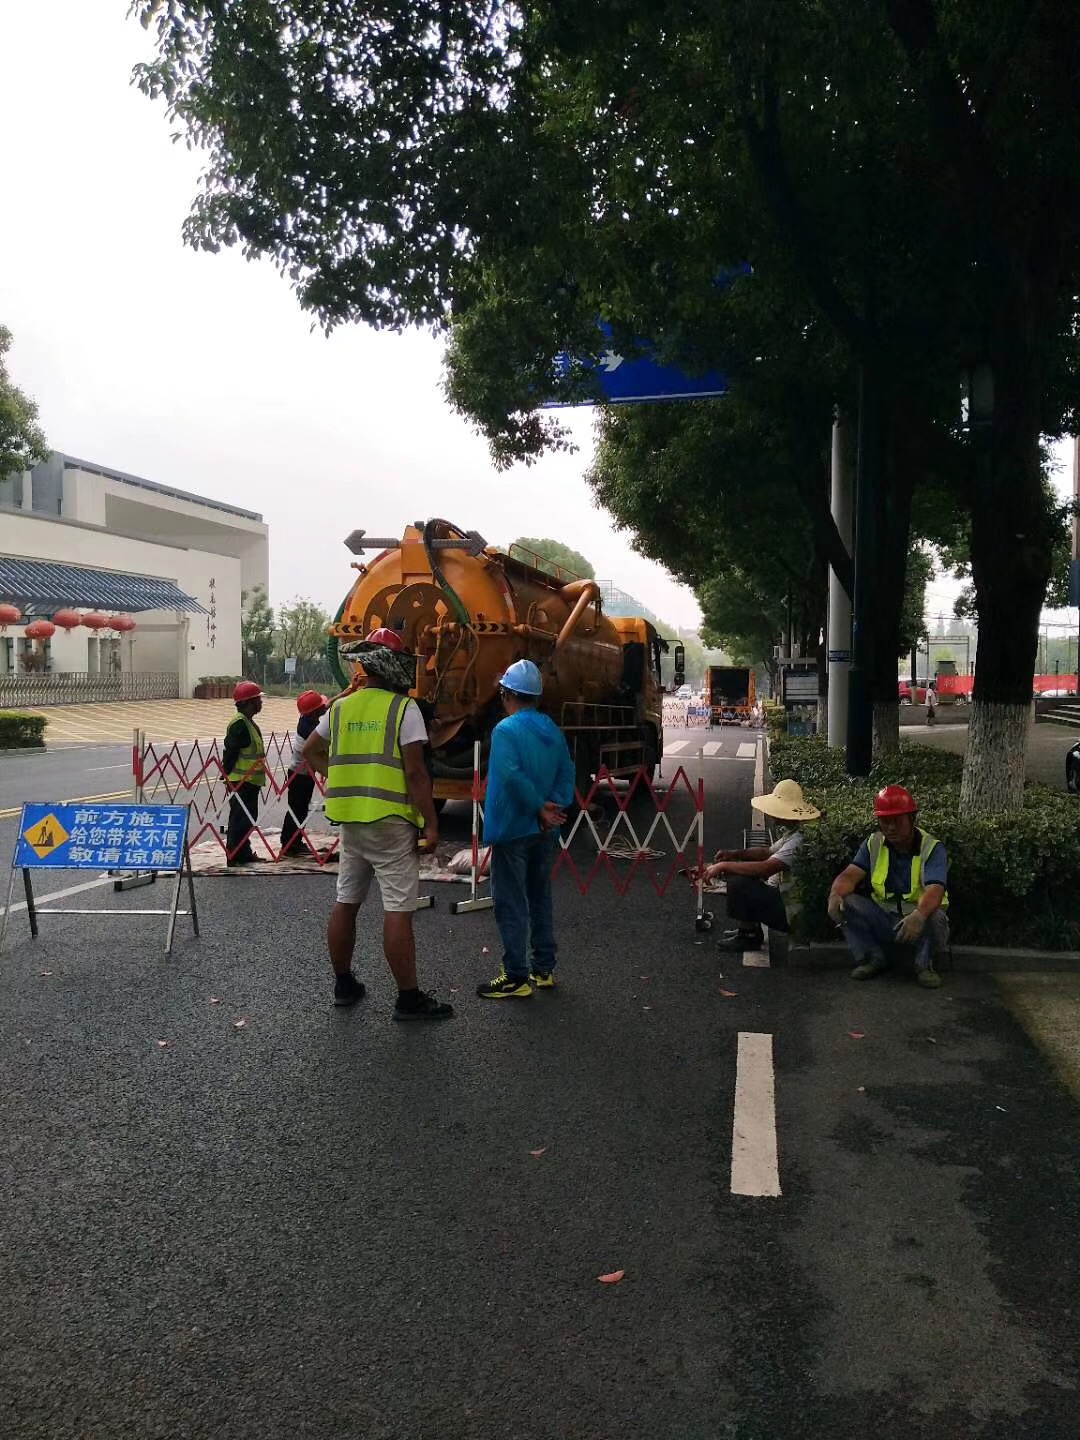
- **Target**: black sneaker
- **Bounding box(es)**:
[476,971,534,999]
[393,990,454,1022]
[715,928,765,952]
[333,972,366,1007]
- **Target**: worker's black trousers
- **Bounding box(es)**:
[226,782,261,861]
[280,771,317,856]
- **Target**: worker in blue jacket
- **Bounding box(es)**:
[477,659,575,999]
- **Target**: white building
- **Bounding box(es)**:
[0,453,268,702]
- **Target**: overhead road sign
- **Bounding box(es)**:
[2,802,199,956]
[545,346,728,407]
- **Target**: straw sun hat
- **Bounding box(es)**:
[750,779,821,822]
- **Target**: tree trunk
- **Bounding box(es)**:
[872,700,900,763]
[961,340,1054,813]
[959,700,1029,813]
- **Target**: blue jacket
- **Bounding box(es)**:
[483,709,576,845]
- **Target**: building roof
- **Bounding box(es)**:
[59,453,263,523]
[0,556,207,614]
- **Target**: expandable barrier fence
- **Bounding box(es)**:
[450,742,711,929]
[133,729,338,865]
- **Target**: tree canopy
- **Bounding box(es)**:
[134,0,1080,809]
[0,326,48,479]
[509,536,595,580]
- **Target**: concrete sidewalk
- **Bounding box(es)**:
[902,714,1076,791]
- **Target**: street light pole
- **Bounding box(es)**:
[847,363,878,775]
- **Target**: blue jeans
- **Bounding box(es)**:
[490,833,558,981]
[843,892,948,972]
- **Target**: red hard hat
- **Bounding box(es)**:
[364,626,408,653]
[296,689,329,716]
[874,784,917,817]
[234,680,264,704]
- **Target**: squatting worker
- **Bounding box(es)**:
[827,785,948,989]
[476,659,575,999]
[303,627,452,1022]
[279,690,329,858]
[223,680,266,867]
[702,779,820,953]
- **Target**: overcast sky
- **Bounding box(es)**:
[0,1,703,627]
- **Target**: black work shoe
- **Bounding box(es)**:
[333,972,366,1007]
[393,991,454,1021]
[715,928,765,952]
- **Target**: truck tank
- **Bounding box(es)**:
[328,519,662,786]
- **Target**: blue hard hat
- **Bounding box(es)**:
[499,659,543,696]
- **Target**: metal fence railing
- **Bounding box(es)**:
[0,672,180,708]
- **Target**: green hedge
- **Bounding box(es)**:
[770,735,1080,950]
[0,711,47,749]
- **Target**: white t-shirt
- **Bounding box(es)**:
[767,828,804,893]
[315,695,428,747]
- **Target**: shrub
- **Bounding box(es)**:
[770,736,1080,950]
[0,711,47,748]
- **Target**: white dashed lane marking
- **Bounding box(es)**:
[731,1032,782,1197]
[736,742,757,760]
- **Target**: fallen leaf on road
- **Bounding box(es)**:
[157,1040,169,1049]
[926,1037,937,1045]
[597,1270,625,1285]
[529,1147,547,1158]
[720,989,737,998]
[449,987,459,994]
[642,1005,653,1011]
[640,975,650,980]
[847,1031,865,1040]
[233,1018,247,1029]
[995,1105,1007,1112]
[857,1086,866,1093]
[39,970,53,977]
[209,997,222,1005]
[481,946,490,954]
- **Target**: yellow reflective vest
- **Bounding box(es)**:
[868,830,949,915]
[324,687,422,827]
[226,711,266,787]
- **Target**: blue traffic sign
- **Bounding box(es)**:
[545,347,727,406]
[13,802,189,872]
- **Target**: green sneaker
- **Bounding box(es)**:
[531,970,556,990]
[916,967,942,989]
[851,956,889,981]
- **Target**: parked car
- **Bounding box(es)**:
[898,681,927,705]
[1067,739,1080,794]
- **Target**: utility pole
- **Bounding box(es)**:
[846,365,877,774]
[827,410,854,747]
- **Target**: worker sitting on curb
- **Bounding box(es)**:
[702,779,820,953]
[223,680,267,866]
[827,784,948,989]
[279,689,329,858]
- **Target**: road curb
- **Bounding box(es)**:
[776,936,1080,973]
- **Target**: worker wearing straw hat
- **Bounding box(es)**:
[701,778,821,953]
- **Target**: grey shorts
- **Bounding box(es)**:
[335,816,420,912]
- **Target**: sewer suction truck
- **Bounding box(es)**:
[327,519,667,802]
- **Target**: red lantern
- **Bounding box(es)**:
[81,612,107,630]
[25,619,56,641]
[52,608,82,631]
[0,602,21,629]
[110,615,136,633]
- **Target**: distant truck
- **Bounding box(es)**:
[706,665,756,725]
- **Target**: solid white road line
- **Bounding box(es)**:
[754,734,765,794]
[702,741,723,757]
[731,1032,782,1197]
[736,742,757,760]
[1,874,114,918]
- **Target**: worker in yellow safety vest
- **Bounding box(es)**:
[223,679,267,867]
[303,628,453,1023]
[827,785,949,988]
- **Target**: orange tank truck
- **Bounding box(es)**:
[327,518,667,801]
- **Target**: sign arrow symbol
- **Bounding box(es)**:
[599,350,624,374]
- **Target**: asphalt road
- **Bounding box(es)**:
[0,726,1077,1439]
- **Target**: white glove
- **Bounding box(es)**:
[895,910,927,946]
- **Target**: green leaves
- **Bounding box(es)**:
[0,326,49,479]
